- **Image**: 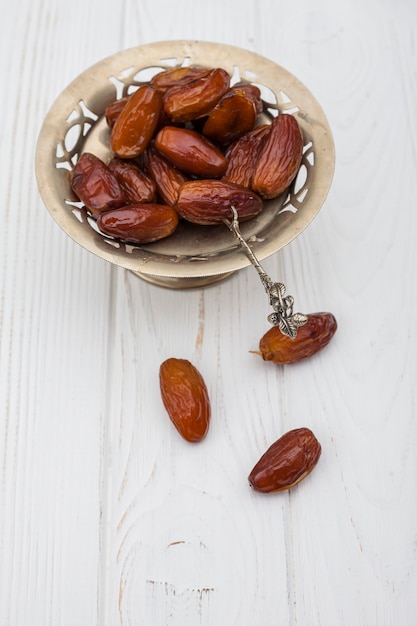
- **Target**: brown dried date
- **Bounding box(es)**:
[108,157,156,204]
[159,358,211,442]
[162,67,230,123]
[105,96,130,128]
[259,312,337,364]
[248,427,321,493]
[251,113,303,199]
[154,126,227,178]
[106,94,169,132]
[229,83,263,114]
[97,203,179,244]
[223,124,269,188]
[70,152,125,217]
[202,91,257,144]
[150,66,210,91]
[175,179,263,225]
[110,85,163,158]
[145,143,189,206]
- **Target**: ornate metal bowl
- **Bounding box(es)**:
[35,40,335,288]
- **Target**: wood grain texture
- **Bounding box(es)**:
[1,0,416,624]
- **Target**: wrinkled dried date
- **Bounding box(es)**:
[145,142,189,206]
[150,66,210,91]
[251,113,303,199]
[175,179,263,225]
[159,358,211,442]
[248,427,321,493]
[154,126,227,178]
[259,312,337,364]
[108,157,156,204]
[223,124,269,188]
[162,67,230,123]
[105,96,130,128]
[110,85,163,158]
[202,91,257,144]
[97,203,179,244]
[70,152,125,216]
[229,83,263,114]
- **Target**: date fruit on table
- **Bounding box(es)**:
[159,358,211,443]
[259,312,338,364]
[249,427,322,493]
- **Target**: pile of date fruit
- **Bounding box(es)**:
[70,65,338,494]
[70,65,304,244]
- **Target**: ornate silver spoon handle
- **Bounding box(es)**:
[224,207,308,339]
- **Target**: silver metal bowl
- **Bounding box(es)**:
[35,40,335,288]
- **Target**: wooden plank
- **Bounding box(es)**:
[0,0,416,624]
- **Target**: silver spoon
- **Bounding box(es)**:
[224,207,308,339]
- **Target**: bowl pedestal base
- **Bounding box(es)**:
[129,270,235,289]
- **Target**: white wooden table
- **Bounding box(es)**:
[1,1,416,624]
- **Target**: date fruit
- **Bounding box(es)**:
[70,152,125,216]
[97,203,179,244]
[202,90,257,144]
[145,143,189,206]
[248,427,321,493]
[150,66,210,91]
[110,85,163,158]
[162,67,230,123]
[251,113,303,199]
[105,96,129,128]
[259,312,337,364]
[108,157,156,204]
[223,124,269,188]
[229,83,263,114]
[155,126,227,178]
[175,179,263,225]
[159,358,211,442]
